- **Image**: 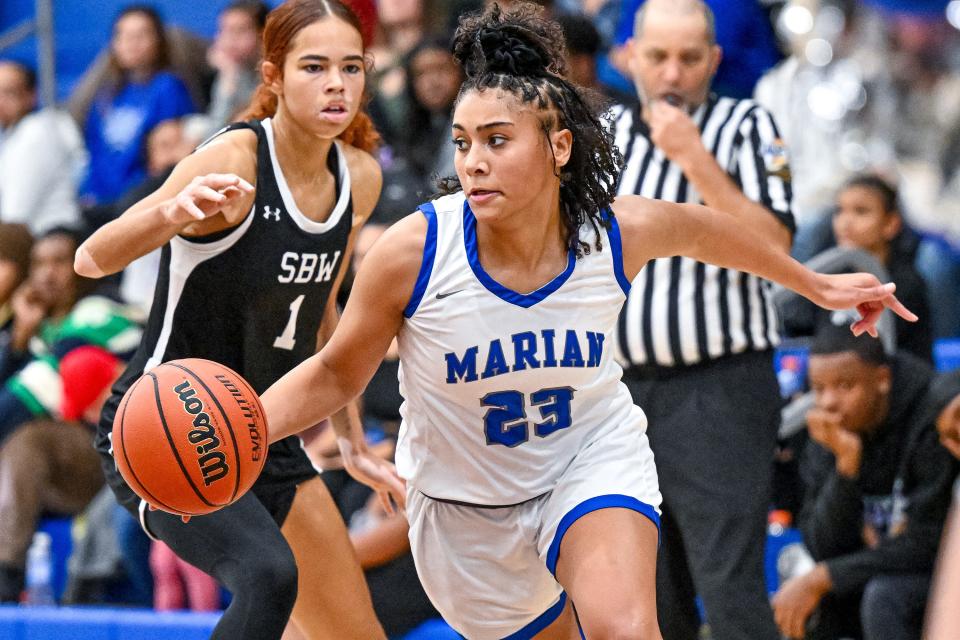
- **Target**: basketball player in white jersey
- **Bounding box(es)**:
[257,3,915,638]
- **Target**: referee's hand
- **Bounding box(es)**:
[813,273,917,338]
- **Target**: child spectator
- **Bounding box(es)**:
[782,174,934,361]
[832,175,932,359]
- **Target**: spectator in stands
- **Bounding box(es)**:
[832,175,932,359]
[0,61,86,234]
[772,323,956,640]
[782,174,933,361]
[367,0,428,139]
[0,224,33,350]
[556,12,633,104]
[368,36,462,220]
[80,6,195,205]
[200,1,269,138]
[0,228,142,446]
[0,346,122,603]
[389,37,462,188]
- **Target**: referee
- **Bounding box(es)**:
[614,1,794,639]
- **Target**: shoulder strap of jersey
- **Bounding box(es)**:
[194,119,261,152]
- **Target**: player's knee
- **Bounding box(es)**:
[256,547,298,601]
[582,608,661,640]
[228,543,298,607]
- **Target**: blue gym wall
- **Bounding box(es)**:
[0,1,281,103]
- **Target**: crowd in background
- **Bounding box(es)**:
[0,0,959,638]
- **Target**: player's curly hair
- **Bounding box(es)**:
[438,1,622,257]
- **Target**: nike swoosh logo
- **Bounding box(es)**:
[436,289,465,299]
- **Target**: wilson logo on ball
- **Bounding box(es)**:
[174,380,230,486]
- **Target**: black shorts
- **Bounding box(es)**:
[96,388,318,531]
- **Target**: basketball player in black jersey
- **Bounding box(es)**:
[75,1,402,638]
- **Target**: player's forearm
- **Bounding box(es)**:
[262,352,361,444]
[675,202,819,301]
[678,147,791,251]
[329,400,366,448]
[75,201,184,277]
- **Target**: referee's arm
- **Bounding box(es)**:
[648,100,793,252]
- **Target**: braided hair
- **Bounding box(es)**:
[439,2,622,257]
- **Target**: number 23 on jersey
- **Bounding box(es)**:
[482,386,575,447]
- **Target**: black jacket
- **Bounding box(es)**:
[799,352,957,595]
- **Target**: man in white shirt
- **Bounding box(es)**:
[0,61,86,235]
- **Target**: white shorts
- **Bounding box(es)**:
[406,424,661,639]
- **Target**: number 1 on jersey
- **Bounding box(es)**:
[273,294,305,350]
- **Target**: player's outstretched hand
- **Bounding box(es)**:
[162,173,255,225]
[337,437,407,515]
[810,272,918,338]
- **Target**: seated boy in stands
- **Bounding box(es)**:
[772,322,956,639]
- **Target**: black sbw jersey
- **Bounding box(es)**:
[120,117,352,395]
[97,118,352,502]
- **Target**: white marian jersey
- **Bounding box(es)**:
[396,192,649,505]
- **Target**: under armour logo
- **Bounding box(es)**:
[263,206,281,221]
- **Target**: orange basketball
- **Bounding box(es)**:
[112,358,268,516]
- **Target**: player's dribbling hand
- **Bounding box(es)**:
[162,174,255,225]
[337,437,407,515]
[811,272,917,338]
[147,503,192,524]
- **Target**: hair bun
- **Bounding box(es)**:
[453,2,564,79]
[478,26,547,76]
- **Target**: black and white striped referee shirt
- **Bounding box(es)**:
[612,95,795,369]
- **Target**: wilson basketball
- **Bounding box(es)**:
[112,358,268,516]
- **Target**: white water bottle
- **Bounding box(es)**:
[24,532,55,605]
[777,542,816,584]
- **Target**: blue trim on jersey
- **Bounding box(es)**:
[545,494,661,576]
[463,202,575,308]
[502,592,567,640]
[403,204,439,318]
[605,212,632,295]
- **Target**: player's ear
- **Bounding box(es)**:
[262,61,283,98]
[551,128,573,172]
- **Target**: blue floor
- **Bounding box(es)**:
[0,606,460,640]
[0,606,221,640]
